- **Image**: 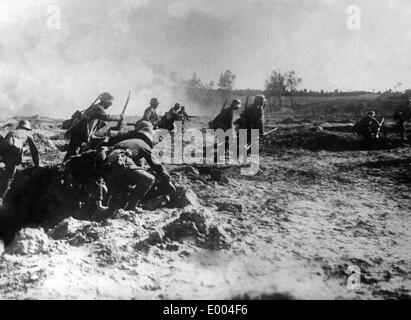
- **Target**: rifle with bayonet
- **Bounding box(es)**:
[111,90,131,131]
[220,99,228,113]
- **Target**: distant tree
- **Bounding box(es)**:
[265,70,286,108]
[217,70,236,104]
[208,81,215,90]
[285,71,302,106]
[186,73,204,89]
[394,82,402,92]
[218,70,236,90]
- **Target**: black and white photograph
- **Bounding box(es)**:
[0,0,410,302]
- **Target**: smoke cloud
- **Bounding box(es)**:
[1,0,411,118]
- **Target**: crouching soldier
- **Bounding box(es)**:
[107,120,155,148]
[94,147,155,213]
[157,103,182,132]
[63,149,107,213]
[0,120,39,199]
[356,111,383,144]
[106,135,176,210]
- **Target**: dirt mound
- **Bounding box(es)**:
[47,217,93,240]
[162,209,231,249]
[7,227,49,255]
[267,130,404,152]
[0,166,66,244]
[0,165,199,246]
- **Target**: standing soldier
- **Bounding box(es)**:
[393,98,411,141]
[235,95,266,146]
[142,98,161,127]
[0,120,39,199]
[64,92,123,162]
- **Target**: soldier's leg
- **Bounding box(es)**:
[125,168,156,210]
[63,137,83,162]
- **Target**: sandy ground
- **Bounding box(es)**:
[0,116,410,300]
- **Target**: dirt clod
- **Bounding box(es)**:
[7,227,49,255]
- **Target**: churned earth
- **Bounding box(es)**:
[0,115,410,300]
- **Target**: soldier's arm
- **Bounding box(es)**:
[94,107,122,122]
[142,148,170,181]
[27,137,40,167]
[142,108,151,122]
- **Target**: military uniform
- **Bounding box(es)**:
[178,108,190,121]
[393,102,411,140]
[158,106,182,132]
[0,123,39,198]
[108,120,155,148]
[63,150,104,207]
[356,113,381,142]
[95,147,157,211]
[64,93,121,161]
[142,98,161,126]
[209,106,237,132]
[235,96,265,148]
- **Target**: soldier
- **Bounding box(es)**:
[142,98,161,126]
[235,95,266,148]
[158,103,182,132]
[113,137,176,199]
[178,106,190,121]
[107,120,155,148]
[209,99,241,131]
[0,120,39,199]
[64,92,123,162]
[393,99,411,141]
[94,135,175,212]
[356,111,383,143]
[63,149,107,212]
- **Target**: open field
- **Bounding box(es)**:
[0,102,410,300]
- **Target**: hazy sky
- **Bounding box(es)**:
[0,0,410,117]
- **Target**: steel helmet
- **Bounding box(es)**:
[255,95,267,106]
[18,120,32,131]
[100,92,114,103]
[150,98,159,107]
[231,99,241,108]
[368,111,376,117]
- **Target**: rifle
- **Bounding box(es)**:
[375,117,385,138]
[213,127,279,150]
[63,93,102,130]
[220,99,228,113]
[244,96,249,110]
[246,127,278,150]
[112,90,131,131]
